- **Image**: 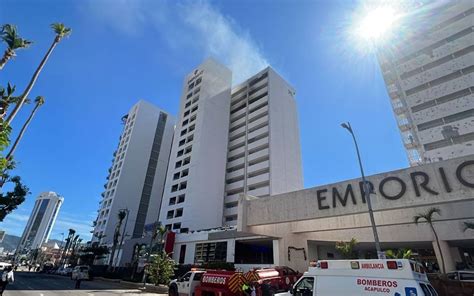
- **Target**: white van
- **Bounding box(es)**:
[276,259,438,296]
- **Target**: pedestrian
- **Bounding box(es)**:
[0,266,15,295]
[74,268,85,289]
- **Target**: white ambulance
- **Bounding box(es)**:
[276,259,438,296]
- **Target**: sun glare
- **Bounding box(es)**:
[354,5,400,42]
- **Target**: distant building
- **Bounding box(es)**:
[378,1,474,166]
[91,100,175,266]
[18,192,63,252]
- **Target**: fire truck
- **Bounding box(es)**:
[168,266,301,296]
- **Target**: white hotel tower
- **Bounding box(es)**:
[92,100,175,250]
[18,192,63,251]
[159,59,303,232]
[378,1,474,166]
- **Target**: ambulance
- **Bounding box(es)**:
[276,259,438,296]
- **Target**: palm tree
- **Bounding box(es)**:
[5,96,44,161]
[0,83,17,119]
[0,24,32,70]
[335,238,358,259]
[413,207,446,274]
[385,248,412,259]
[108,210,127,269]
[464,222,474,232]
[5,23,71,125]
[61,228,75,265]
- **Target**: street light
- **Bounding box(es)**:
[341,122,383,258]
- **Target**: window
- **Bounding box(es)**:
[180,228,189,234]
[188,83,194,91]
[225,215,237,222]
[225,202,238,208]
[186,93,192,99]
[185,101,191,108]
[167,211,174,219]
[187,135,194,142]
[179,139,186,146]
[188,124,195,132]
[185,146,192,154]
[177,149,184,157]
[190,115,196,122]
[194,242,227,263]
[191,105,198,113]
[192,96,199,104]
[183,157,191,165]
[173,223,181,230]
[179,181,187,190]
[182,119,189,126]
[181,169,189,177]
[169,197,176,205]
[173,172,180,180]
[165,224,172,231]
[460,272,474,281]
[178,194,185,203]
[180,129,187,136]
[183,110,190,117]
[171,184,178,192]
[175,208,183,217]
[175,161,182,168]
[294,277,314,296]
[419,283,432,296]
[195,77,202,85]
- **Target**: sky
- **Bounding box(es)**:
[0,0,409,242]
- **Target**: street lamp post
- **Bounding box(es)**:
[341,122,383,258]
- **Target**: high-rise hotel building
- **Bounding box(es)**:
[378,1,473,166]
[158,59,233,232]
[223,68,303,225]
[92,100,175,256]
[18,192,63,252]
[159,59,303,231]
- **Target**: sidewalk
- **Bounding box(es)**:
[95,276,168,294]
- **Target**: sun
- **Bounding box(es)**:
[354,4,401,43]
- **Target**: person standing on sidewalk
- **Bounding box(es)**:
[0,266,15,295]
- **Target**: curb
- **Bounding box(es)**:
[95,277,168,293]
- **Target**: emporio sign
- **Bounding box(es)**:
[315,160,474,211]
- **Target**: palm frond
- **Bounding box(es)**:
[51,23,72,39]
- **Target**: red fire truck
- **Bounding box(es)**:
[168,267,301,296]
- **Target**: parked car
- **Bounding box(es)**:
[71,265,91,281]
[447,270,474,282]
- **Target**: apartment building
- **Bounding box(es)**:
[92,100,174,262]
[158,59,232,233]
[223,67,303,225]
[18,192,63,252]
[378,1,474,166]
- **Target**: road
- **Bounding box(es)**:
[4,272,165,296]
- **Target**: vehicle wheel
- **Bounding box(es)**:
[269,288,276,296]
[169,285,178,296]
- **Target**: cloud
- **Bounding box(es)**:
[82,0,268,84]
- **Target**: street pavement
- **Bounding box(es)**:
[4,271,165,296]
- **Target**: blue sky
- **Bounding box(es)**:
[0,0,408,241]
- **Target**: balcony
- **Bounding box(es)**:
[248,160,269,175]
[247,148,269,163]
[229,137,246,150]
[227,157,245,170]
[247,186,270,197]
[226,180,245,192]
[228,146,246,159]
[247,173,270,187]
[226,168,245,181]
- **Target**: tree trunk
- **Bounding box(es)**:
[431,223,447,274]
[0,48,15,70]
[5,39,57,125]
[6,102,41,160]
